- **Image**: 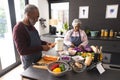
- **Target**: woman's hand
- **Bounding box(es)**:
[70,43,75,48]
[78,45,84,49]
[68,47,77,55]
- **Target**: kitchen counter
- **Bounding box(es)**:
[21,46,120,80]
[21,64,120,80]
[41,33,120,41]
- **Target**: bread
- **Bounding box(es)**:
[75,62,83,68]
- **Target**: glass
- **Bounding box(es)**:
[0,0,16,69]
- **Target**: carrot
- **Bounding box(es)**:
[43,55,58,61]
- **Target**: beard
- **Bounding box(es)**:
[29,18,36,26]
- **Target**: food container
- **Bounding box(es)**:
[47,61,70,77]
[104,29,108,37]
[60,55,71,62]
[70,61,87,73]
[101,29,105,37]
[55,38,63,51]
[109,29,114,37]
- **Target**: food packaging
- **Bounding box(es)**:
[84,56,92,66]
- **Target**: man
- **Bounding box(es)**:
[13,4,55,69]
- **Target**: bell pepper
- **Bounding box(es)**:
[50,63,59,71]
[59,64,65,71]
[53,67,61,72]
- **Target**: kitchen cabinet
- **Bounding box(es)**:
[88,37,120,66]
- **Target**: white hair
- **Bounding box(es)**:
[72,19,82,27]
[24,4,38,14]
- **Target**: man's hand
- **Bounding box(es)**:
[42,45,50,51]
[47,43,56,48]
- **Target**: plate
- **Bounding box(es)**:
[72,55,84,62]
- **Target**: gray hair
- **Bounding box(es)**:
[24,4,38,14]
[72,19,82,27]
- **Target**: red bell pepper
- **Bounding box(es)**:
[50,63,59,71]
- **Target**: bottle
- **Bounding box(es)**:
[99,46,103,61]
[109,29,114,37]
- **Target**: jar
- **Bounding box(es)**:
[114,32,117,37]
[101,29,104,37]
[104,29,108,37]
[55,38,63,51]
[109,29,114,37]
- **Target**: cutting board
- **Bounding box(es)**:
[33,57,59,69]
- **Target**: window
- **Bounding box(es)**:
[0,0,16,70]
[14,0,25,22]
[50,2,69,32]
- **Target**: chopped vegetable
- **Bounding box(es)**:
[53,67,61,72]
[50,63,59,71]
[59,64,65,71]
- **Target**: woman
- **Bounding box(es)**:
[64,19,88,49]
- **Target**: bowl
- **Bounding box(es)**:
[47,61,70,77]
[70,61,87,73]
[60,55,71,62]
[90,31,99,37]
[72,55,84,62]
